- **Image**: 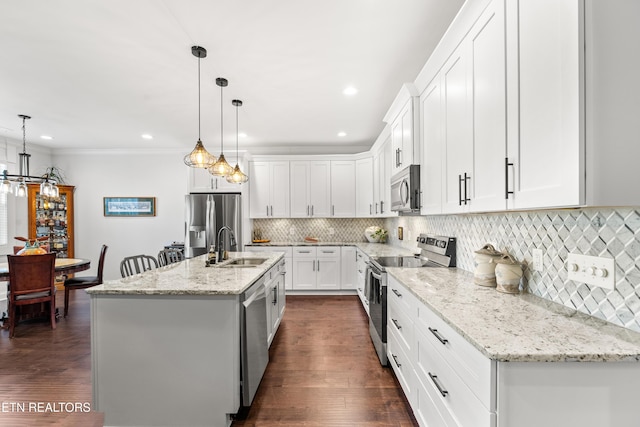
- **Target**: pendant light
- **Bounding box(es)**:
[209,77,233,177]
[226,99,249,184]
[184,46,216,168]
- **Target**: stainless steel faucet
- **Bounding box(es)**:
[216,226,237,261]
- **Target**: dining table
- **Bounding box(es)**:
[0,257,91,281]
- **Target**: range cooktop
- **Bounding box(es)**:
[372,256,441,269]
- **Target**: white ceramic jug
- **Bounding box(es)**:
[473,244,503,287]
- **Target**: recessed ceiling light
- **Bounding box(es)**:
[40,135,54,140]
[141,134,153,140]
[343,86,358,96]
[337,132,347,137]
[238,133,247,138]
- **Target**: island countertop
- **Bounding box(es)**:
[86,251,285,296]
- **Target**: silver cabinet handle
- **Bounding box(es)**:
[375,202,378,214]
[398,148,402,167]
[317,260,320,271]
[369,204,372,215]
[311,205,314,216]
[392,318,401,330]
[270,205,273,216]
[332,205,335,216]
[298,250,312,254]
[272,286,277,305]
[391,288,402,297]
[380,201,384,214]
[428,327,449,345]
[307,205,310,216]
[266,206,269,216]
[392,353,401,368]
[312,260,315,271]
[428,373,448,397]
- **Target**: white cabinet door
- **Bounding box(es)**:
[309,161,331,217]
[290,161,310,217]
[380,139,394,216]
[316,257,340,290]
[249,161,271,218]
[391,101,416,175]
[292,258,315,290]
[507,0,583,209]
[330,160,356,217]
[421,78,443,215]
[270,161,290,217]
[340,246,357,290]
[355,157,374,217]
[468,0,507,212]
[441,47,472,214]
[373,149,381,216]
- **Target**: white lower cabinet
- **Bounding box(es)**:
[292,246,341,290]
[264,259,286,347]
[355,249,369,314]
[340,246,357,290]
[388,275,495,427]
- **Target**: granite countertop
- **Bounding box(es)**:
[246,241,362,247]
[86,251,285,296]
[387,267,640,363]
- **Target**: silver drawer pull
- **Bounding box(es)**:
[428,373,449,397]
[321,250,335,254]
[392,289,402,297]
[428,327,448,345]
[392,318,402,330]
[298,250,312,253]
[392,354,402,368]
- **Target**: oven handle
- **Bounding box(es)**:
[369,269,383,281]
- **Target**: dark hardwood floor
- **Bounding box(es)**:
[0,292,416,426]
[232,296,417,427]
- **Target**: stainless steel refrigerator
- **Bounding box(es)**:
[184,193,242,258]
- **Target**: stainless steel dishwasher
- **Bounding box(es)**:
[239,278,269,407]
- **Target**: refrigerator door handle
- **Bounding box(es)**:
[206,195,216,251]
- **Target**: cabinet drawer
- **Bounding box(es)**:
[416,304,493,410]
[387,325,415,405]
[247,246,293,257]
[415,325,494,427]
[388,277,418,316]
[387,295,414,355]
[292,247,316,258]
[316,246,341,258]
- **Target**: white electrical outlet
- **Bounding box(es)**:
[532,249,543,272]
[289,227,295,235]
[328,228,335,235]
[567,253,615,290]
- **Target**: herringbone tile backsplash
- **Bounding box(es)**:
[386,208,640,332]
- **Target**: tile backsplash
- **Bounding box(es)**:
[386,208,640,332]
[252,218,385,243]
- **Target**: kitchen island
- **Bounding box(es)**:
[86,251,285,427]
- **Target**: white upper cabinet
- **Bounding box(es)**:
[330,160,356,217]
[506,0,583,209]
[355,157,374,217]
[373,138,394,217]
[385,84,420,175]
[290,161,330,217]
[188,167,243,193]
[249,161,290,218]
[420,78,443,215]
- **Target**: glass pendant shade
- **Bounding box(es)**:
[40,180,53,197]
[210,77,232,177]
[226,99,248,184]
[1,178,11,194]
[226,164,249,184]
[209,153,233,176]
[184,139,216,168]
[15,180,27,198]
[184,46,215,169]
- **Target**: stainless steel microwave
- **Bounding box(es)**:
[391,165,420,212]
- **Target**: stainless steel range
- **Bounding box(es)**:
[367,234,456,365]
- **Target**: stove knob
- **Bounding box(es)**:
[439,241,446,248]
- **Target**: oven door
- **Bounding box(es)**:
[367,266,387,365]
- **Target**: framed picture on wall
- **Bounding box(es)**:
[103,197,156,217]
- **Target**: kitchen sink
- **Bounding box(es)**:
[219,257,268,268]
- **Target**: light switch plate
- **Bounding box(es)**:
[532,249,543,272]
[567,253,615,290]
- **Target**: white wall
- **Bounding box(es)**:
[53,150,187,280]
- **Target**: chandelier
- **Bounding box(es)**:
[0,115,59,198]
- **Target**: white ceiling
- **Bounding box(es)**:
[0,0,464,156]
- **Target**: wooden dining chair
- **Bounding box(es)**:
[157,248,185,266]
[7,253,57,338]
[63,244,108,318]
[120,254,158,278]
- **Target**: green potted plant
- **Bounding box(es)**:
[372,228,388,243]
